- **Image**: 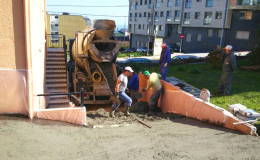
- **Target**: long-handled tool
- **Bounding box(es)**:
[135,89,145,100]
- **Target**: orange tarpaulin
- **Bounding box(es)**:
[138,73,256,135]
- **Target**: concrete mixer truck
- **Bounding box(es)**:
[68,19,121,105]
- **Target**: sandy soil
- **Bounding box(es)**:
[1,105,260,160]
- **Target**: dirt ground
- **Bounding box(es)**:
[1,104,260,160]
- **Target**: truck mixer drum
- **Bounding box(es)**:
[70,19,121,104]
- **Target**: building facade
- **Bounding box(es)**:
[128,0,260,53]
[46,13,91,48]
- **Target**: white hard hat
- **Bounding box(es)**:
[224,45,233,50]
[125,66,134,72]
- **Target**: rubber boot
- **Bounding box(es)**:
[125,106,130,116]
[110,109,115,118]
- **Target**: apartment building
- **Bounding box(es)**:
[46,13,91,47]
[128,0,260,53]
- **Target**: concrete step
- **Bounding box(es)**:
[49,95,68,100]
[47,88,68,93]
[47,104,69,108]
[46,74,67,78]
[46,83,67,88]
[46,61,66,65]
[46,79,67,83]
[46,70,66,74]
[46,57,65,61]
[48,99,69,104]
[47,48,64,53]
[48,53,66,57]
[46,65,66,69]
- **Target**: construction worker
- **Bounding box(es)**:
[217,45,237,96]
[159,43,171,81]
[110,66,133,117]
[142,71,162,113]
[127,71,139,105]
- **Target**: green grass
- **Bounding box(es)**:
[117,52,151,58]
[134,60,260,112]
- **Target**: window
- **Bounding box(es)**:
[138,24,141,29]
[207,29,213,37]
[149,0,153,8]
[129,24,132,32]
[174,10,180,22]
[166,11,172,21]
[195,12,200,19]
[160,11,164,17]
[236,31,250,39]
[145,0,147,5]
[197,0,202,2]
[139,12,142,17]
[196,34,202,41]
[175,0,181,6]
[135,13,138,21]
[135,1,139,9]
[168,0,173,7]
[155,11,159,21]
[186,33,192,42]
[140,0,143,5]
[184,12,191,24]
[185,0,192,8]
[215,11,222,19]
[130,2,134,10]
[129,13,133,21]
[239,11,252,20]
[144,12,147,17]
[159,25,164,31]
[156,0,160,8]
[204,12,212,25]
[177,25,181,33]
[206,0,214,7]
[169,25,173,31]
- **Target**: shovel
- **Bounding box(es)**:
[135,90,145,100]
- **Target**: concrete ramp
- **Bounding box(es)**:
[138,73,257,135]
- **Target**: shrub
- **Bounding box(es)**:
[248,45,260,65]
[206,49,224,69]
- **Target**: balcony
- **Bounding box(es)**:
[230,0,260,10]
[155,16,159,21]
[166,16,172,22]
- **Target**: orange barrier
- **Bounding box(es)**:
[138,73,257,135]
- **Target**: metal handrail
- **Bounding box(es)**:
[37,88,85,107]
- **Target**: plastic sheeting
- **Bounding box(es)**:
[0,69,29,115]
[35,107,87,126]
[0,69,87,126]
[138,73,257,135]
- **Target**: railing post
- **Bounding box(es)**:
[80,88,84,107]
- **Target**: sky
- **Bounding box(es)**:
[46,0,129,30]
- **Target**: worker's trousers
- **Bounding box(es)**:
[218,71,233,95]
[112,91,132,110]
[149,88,162,112]
[161,66,168,81]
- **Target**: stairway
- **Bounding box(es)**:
[46,48,69,108]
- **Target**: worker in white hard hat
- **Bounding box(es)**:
[217,45,237,96]
[110,66,133,117]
